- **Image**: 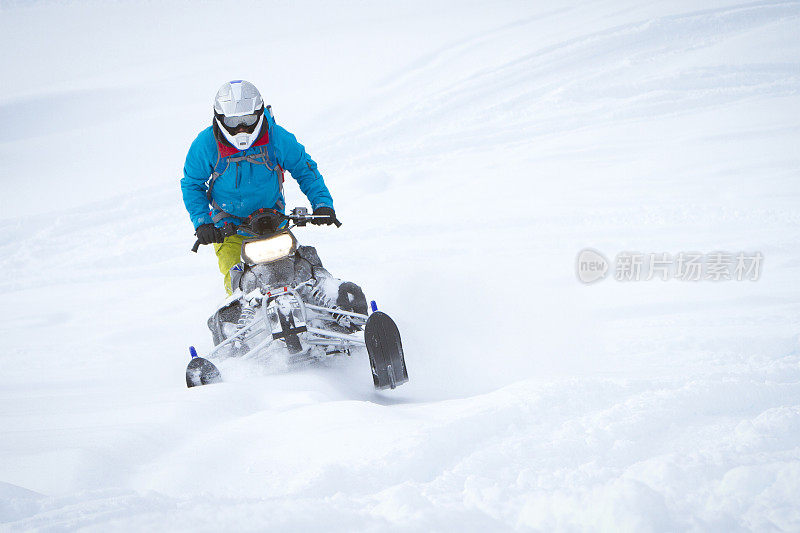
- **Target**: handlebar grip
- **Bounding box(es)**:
[333,217,342,228]
[191,239,201,253]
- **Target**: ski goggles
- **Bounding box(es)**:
[222,112,260,128]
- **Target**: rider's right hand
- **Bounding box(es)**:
[311,206,338,226]
[195,223,224,245]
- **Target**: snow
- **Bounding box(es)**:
[1,0,800,530]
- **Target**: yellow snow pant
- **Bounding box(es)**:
[213,234,246,296]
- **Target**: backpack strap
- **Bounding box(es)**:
[264,141,286,210]
[207,148,241,223]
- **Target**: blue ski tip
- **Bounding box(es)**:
[189,346,198,359]
[370,300,378,313]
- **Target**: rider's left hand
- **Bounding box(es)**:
[312,206,337,226]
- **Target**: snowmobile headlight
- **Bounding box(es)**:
[241,232,297,264]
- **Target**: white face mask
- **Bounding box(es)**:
[216,114,264,151]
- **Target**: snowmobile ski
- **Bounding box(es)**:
[186,347,222,387]
[364,311,408,390]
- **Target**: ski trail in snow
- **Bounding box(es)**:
[4,375,800,529]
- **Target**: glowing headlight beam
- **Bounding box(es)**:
[242,233,297,264]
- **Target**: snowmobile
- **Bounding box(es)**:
[185,207,408,391]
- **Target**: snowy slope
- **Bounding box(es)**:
[1,0,800,530]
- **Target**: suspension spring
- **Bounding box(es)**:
[237,304,257,330]
[309,284,349,326]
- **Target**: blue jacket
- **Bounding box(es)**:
[181,112,333,229]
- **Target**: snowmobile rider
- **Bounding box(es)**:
[181,80,337,295]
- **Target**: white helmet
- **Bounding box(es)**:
[213,80,265,151]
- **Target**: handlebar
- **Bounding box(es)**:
[191,208,341,253]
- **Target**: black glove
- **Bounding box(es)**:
[195,223,223,245]
[311,206,337,226]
